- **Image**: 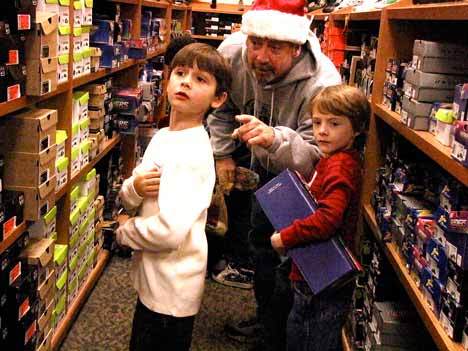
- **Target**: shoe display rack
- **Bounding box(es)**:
[0,0,193,350]
[312,1,468,350]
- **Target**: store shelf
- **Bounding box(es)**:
[0,82,70,119]
[142,0,170,8]
[386,242,464,351]
[192,34,225,41]
[108,0,139,4]
[191,1,249,14]
[0,222,27,255]
[363,205,464,351]
[172,3,191,10]
[333,7,381,21]
[56,135,121,201]
[308,7,381,21]
[374,103,468,187]
[72,60,137,89]
[51,250,111,351]
[387,2,468,20]
[143,46,167,61]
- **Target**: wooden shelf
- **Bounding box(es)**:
[0,222,27,255]
[51,250,110,351]
[374,103,468,187]
[108,0,139,4]
[142,0,170,8]
[0,83,70,119]
[72,60,137,89]
[386,242,464,351]
[191,1,249,14]
[387,1,468,20]
[363,205,464,351]
[308,7,381,21]
[172,3,191,10]
[56,135,121,201]
[192,34,225,41]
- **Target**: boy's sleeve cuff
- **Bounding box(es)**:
[280,225,301,249]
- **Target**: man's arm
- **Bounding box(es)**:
[234,107,320,180]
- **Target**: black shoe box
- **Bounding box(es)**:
[6,303,37,351]
[7,268,38,323]
[0,63,26,103]
[440,292,466,342]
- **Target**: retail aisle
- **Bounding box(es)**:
[59,254,256,351]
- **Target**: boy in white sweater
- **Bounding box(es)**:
[116,43,231,351]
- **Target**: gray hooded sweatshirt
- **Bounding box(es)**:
[207,31,341,180]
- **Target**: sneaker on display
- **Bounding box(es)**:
[225,316,263,343]
[211,264,254,289]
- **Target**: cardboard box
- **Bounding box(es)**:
[413,40,468,59]
[0,108,57,154]
[405,69,468,90]
[453,83,468,121]
[90,47,101,73]
[56,130,67,159]
[29,205,57,239]
[57,54,69,83]
[58,0,70,26]
[82,0,93,26]
[73,0,82,27]
[404,81,454,103]
[452,121,468,166]
[20,237,55,286]
[26,11,58,59]
[0,64,27,103]
[57,24,70,56]
[3,145,57,188]
[5,176,56,221]
[73,51,83,78]
[55,156,68,191]
[26,57,58,96]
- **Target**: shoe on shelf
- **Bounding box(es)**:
[225,316,263,343]
[211,264,254,289]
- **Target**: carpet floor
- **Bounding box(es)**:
[59,254,256,351]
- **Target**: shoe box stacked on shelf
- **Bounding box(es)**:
[382,40,468,169]
[140,2,170,57]
[347,231,436,350]
[190,2,245,41]
[321,2,468,351]
[370,134,468,345]
[0,0,194,349]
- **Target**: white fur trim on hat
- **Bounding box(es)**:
[241,9,310,45]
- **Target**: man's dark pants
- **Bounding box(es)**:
[249,172,293,351]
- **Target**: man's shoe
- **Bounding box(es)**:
[211,264,254,289]
[225,317,263,343]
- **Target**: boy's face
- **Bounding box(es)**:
[312,108,358,157]
[167,63,226,116]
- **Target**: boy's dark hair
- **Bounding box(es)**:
[310,84,371,150]
[171,43,232,97]
[164,31,196,66]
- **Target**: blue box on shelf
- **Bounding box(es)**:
[452,121,468,167]
[90,19,114,45]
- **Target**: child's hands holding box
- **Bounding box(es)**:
[134,167,161,198]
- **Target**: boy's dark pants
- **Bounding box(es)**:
[130,299,195,351]
[287,281,354,351]
[249,193,293,351]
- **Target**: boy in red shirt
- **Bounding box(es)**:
[271,85,370,351]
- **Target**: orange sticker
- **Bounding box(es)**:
[24,321,36,345]
[17,15,31,31]
[3,216,16,238]
[7,84,21,101]
[18,297,30,321]
[7,50,19,65]
[9,261,21,285]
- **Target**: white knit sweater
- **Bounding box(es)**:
[116,126,215,317]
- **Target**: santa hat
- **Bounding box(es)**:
[241,0,310,45]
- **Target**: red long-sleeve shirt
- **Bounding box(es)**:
[280,150,362,281]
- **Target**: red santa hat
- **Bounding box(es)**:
[241,0,310,45]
